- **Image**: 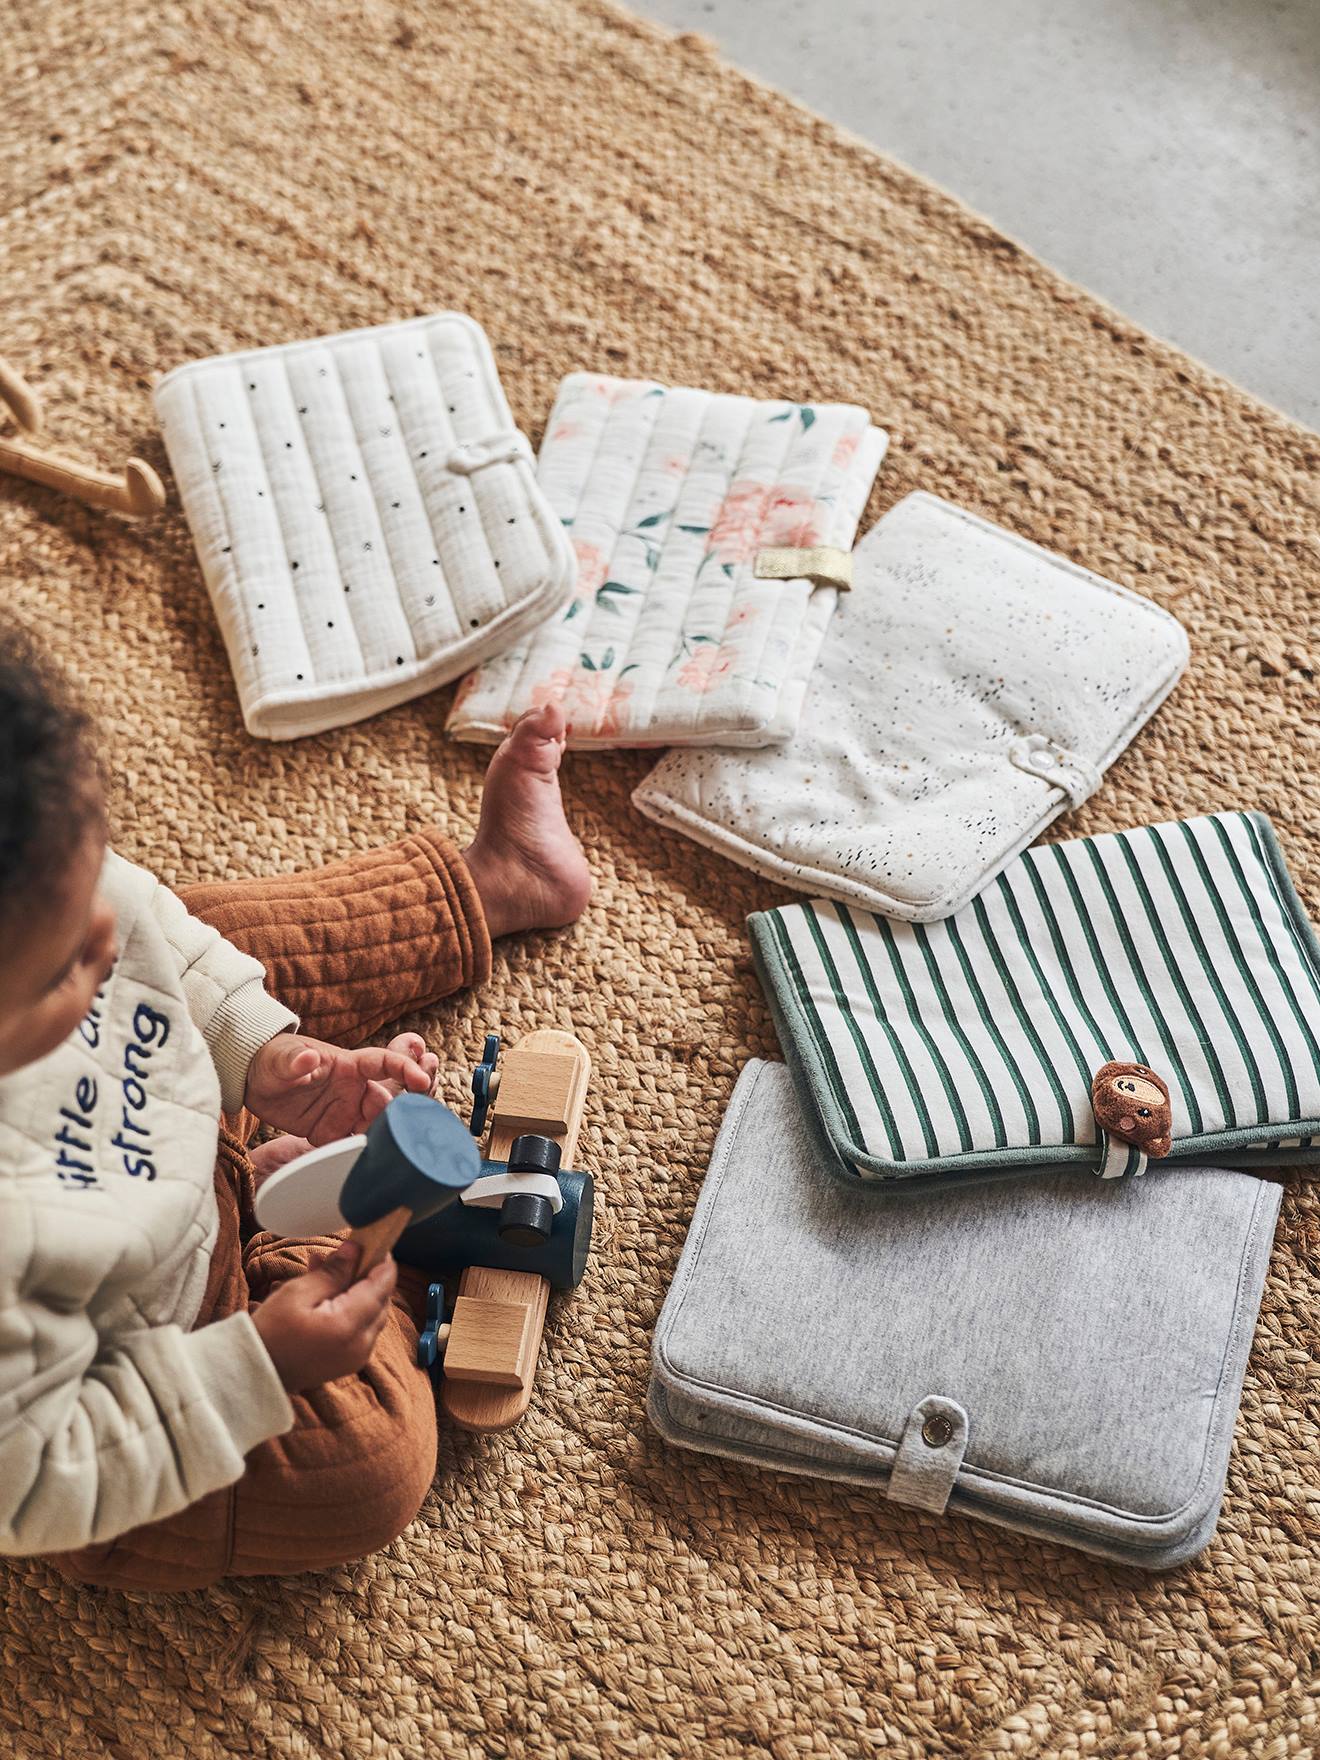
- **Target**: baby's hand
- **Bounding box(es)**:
[251,1240,397,1392]
[244,1031,439,1144]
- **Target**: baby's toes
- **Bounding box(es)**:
[387,1032,428,1061]
[383,1032,440,1096]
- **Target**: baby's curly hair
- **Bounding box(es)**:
[0,627,104,938]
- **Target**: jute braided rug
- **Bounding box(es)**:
[2,2,1318,1754]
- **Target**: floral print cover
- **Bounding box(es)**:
[447,374,886,748]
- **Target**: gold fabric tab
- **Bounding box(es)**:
[753,545,853,590]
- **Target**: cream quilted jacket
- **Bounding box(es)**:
[0,852,296,1555]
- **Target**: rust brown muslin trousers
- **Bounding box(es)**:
[47,829,492,1592]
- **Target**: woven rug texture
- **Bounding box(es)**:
[1,1,1318,1755]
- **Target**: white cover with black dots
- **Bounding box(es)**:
[154,313,575,740]
[446,373,887,749]
[633,492,1189,920]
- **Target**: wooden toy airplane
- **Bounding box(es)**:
[0,355,166,518]
[253,1028,594,1435]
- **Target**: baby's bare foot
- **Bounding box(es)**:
[462,704,592,940]
[250,1133,314,1183]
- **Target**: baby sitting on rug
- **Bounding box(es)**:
[0,628,591,1592]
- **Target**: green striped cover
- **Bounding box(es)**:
[749,812,1320,1184]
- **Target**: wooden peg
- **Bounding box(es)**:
[0,358,42,434]
[442,1284,540,1388]
[486,1052,580,1135]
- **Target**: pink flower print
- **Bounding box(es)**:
[677,643,739,694]
[707,482,772,565]
[585,378,641,406]
[572,538,609,597]
[726,603,759,629]
[707,482,825,564]
[528,666,633,737]
[550,420,582,444]
[598,678,634,739]
[762,485,823,549]
[661,454,690,476]
[831,430,859,471]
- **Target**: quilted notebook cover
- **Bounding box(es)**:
[155,312,575,740]
[750,811,1320,1188]
[649,1058,1280,1570]
[633,492,1189,920]
[447,373,887,749]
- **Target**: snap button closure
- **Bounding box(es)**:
[1007,733,1103,808]
[922,1413,954,1448]
[888,1395,969,1513]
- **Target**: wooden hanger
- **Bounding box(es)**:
[0,356,166,518]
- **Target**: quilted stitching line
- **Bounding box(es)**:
[287,344,372,682]
[594,384,705,737]
[333,334,451,657]
[720,402,846,740]
[245,349,350,693]
[556,378,670,735]
[182,372,263,699]
[420,323,504,634]
[367,335,454,653]
[468,372,608,718]
[656,389,754,744]
[688,394,802,742]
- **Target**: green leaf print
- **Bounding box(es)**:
[798,406,816,430]
[597,581,638,608]
[634,511,669,530]
[581,653,596,671]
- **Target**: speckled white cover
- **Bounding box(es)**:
[632,492,1189,921]
[447,373,887,749]
[155,313,575,740]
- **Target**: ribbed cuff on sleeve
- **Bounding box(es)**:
[205,982,299,1115]
[184,1310,295,1460]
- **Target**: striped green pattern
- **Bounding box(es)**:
[750,813,1320,1180]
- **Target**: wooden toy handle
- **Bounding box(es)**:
[0,433,166,518]
[346,1205,414,1276]
[0,358,41,433]
[0,354,165,519]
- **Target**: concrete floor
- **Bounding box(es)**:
[635,0,1320,432]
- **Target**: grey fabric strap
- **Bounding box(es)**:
[887,1396,969,1514]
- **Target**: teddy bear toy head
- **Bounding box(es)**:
[1090,1060,1173,1159]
